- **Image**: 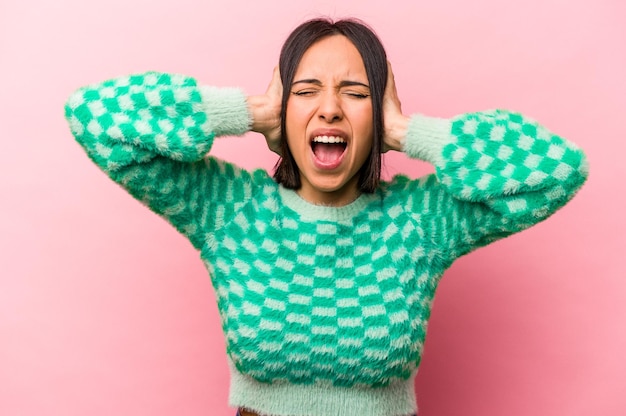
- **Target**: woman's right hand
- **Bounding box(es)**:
[248,67,283,154]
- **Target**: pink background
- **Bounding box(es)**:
[1,0,624,415]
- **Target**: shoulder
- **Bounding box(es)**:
[201,156,279,202]
[379,173,440,198]
[376,173,455,215]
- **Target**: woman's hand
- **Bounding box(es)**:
[248,67,283,154]
[382,61,410,153]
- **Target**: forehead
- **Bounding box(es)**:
[294,35,367,81]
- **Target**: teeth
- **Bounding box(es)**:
[312,136,346,144]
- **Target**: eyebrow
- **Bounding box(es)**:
[292,79,370,89]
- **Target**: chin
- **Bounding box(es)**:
[309,173,351,192]
[300,173,361,204]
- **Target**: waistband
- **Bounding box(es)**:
[228,360,418,416]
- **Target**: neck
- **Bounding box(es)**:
[297,178,361,207]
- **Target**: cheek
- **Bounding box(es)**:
[284,104,309,156]
[350,106,374,144]
[351,109,374,166]
[285,101,311,138]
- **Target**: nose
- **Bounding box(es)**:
[317,91,343,123]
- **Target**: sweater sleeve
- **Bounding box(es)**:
[401,109,588,260]
[65,72,257,250]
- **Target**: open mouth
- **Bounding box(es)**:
[311,135,347,165]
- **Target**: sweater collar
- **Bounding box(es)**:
[278,185,376,222]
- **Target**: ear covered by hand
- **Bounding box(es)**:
[248,67,283,155]
[382,61,409,153]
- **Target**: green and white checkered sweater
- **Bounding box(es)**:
[65,72,587,416]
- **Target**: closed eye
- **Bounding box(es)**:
[292,90,318,97]
[343,92,370,99]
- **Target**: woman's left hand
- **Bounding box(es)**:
[382,61,410,153]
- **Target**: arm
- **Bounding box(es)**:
[383,66,589,260]
[65,71,279,250]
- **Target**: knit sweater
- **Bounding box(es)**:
[65,72,588,416]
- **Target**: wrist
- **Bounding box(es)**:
[385,114,410,152]
[199,86,251,137]
[247,94,280,136]
[403,114,451,164]
[247,95,266,133]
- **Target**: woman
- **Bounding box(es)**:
[65,17,587,416]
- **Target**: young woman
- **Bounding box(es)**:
[65,17,588,416]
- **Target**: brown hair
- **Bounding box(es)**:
[273,17,388,193]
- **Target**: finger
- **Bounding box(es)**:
[386,60,396,89]
[384,61,397,100]
[270,66,283,95]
